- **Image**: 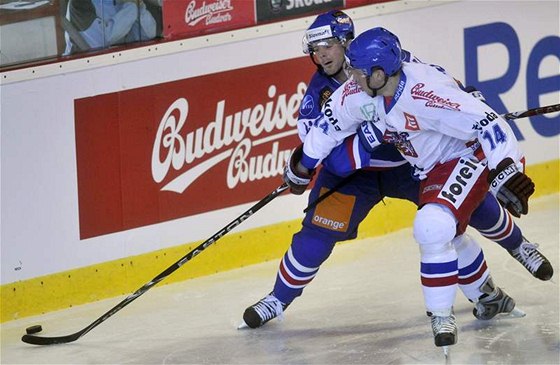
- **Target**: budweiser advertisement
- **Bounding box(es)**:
[75,57,315,239]
[162,0,256,39]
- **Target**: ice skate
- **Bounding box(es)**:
[509,238,553,281]
[427,309,457,350]
[472,276,524,320]
[238,293,287,329]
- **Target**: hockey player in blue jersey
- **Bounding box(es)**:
[241,10,552,330]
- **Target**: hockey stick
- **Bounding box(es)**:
[21,183,289,345]
[503,103,560,120]
[304,104,559,214]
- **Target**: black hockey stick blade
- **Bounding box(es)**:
[21,183,289,345]
[22,331,83,346]
[503,103,560,120]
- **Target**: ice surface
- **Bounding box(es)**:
[2,194,559,364]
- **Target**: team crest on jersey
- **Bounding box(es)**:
[404,112,420,130]
[383,130,418,157]
[411,83,461,111]
[341,81,361,105]
[319,87,332,109]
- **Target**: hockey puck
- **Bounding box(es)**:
[25,325,42,334]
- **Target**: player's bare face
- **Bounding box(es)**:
[311,39,346,77]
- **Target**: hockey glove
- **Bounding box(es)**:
[463,85,487,104]
[488,157,535,218]
[283,144,315,195]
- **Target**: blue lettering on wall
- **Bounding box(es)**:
[527,36,560,137]
[464,22,560,139]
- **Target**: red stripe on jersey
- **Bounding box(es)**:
[345,137,356,171]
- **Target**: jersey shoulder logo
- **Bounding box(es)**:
[404,112,420,131]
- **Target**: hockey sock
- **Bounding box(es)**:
[454,234,490,301]
[272,230,336,304]
[470,193,522,251]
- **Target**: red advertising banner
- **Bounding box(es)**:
[162,0,256,39]
[75,57,316,239]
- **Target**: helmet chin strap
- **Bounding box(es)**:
[366,74,389,97]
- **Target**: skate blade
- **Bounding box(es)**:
[442,345,450,360]
[237,321,249,330]
[507,307,526,318]
[494,307,526,319]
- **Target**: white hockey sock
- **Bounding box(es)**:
[454,234,490,301]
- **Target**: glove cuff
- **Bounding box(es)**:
[488,157,519,194]
[286,145,314,182]
[285,164,312,186]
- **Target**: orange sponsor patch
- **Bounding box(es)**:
[311,188,355,232]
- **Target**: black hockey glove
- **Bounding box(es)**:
[283,144,315,195]
[463,85,488,104]
[488,157,535,218]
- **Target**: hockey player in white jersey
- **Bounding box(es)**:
[243,13,552,335]
[286,27,541,349]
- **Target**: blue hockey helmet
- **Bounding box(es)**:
[345,27,403,76]
[302,10,354,54]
